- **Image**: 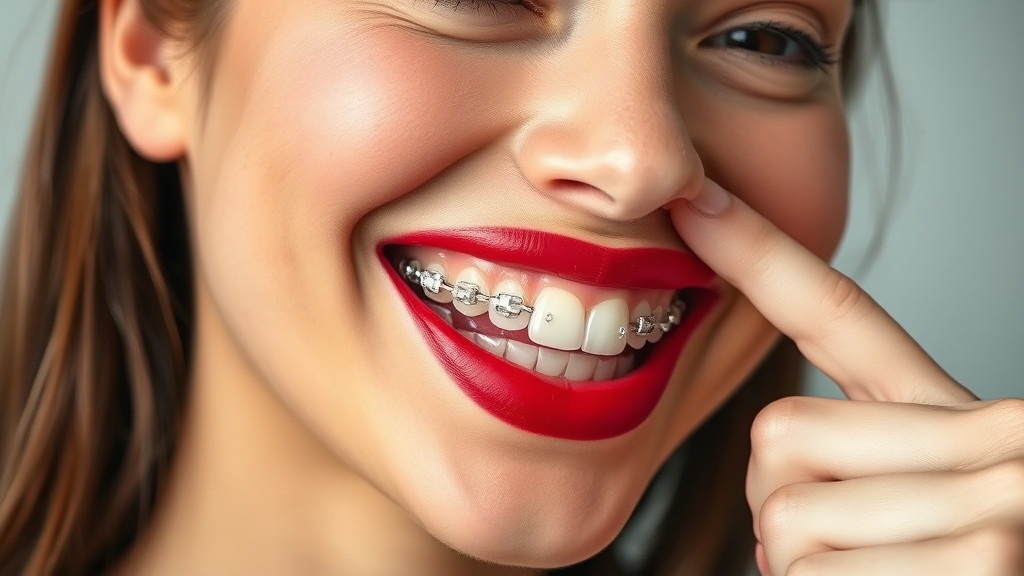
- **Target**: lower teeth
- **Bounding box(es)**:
[456,328,634,382]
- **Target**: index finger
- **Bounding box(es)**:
[671,179,976,405]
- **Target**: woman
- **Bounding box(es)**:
[1,0,1022,574]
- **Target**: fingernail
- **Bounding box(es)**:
[687,178,732,216]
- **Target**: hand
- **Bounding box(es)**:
[670,179,1024,576]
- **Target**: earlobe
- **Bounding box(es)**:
[99,0,188,162]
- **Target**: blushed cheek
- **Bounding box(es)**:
[235,24,518,234]
[755,109,849,261]
[697,105,849,261]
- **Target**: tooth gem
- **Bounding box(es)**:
[493,293,527,318]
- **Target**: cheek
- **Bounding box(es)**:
[691,102,850,260]
[232,26,521,238]
[186,14,528,367]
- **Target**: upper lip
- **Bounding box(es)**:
[382,227,715,290]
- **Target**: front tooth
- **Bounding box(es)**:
[489,279,530,331]
[535,348,570,377]
[593,357,618,381]
[504,340,539,370]
[423,263,453,304]
[452,267,489,317]
[528,287,585,351]
[627,301,652,350]
[581,298,629,356]
[646,306,664,344]
[564,353,599,381]
[475,334,508,357]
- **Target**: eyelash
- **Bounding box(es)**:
[424,4,838,72]
[709,21,840,72]
[427,0,545,17]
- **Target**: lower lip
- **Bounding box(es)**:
[377,245,717,441]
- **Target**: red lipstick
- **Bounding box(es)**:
[378,228,718,441]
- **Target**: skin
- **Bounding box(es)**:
[97,0,1024,574]
[677,184,1024,575]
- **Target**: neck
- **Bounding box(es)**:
[114,287,542,576]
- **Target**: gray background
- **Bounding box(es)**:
[2,1,1022,404]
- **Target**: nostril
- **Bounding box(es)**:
[550,179,602,195]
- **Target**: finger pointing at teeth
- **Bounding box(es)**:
[669,179,976,406]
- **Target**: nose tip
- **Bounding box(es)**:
[509,8,705,224]
[516,111,704,222]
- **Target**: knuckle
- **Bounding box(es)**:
[750,397,805,458]
[816,270,872,328]
[784,556,820,576]
[747,217,786,280]
[759,484,805,545]
[982,399,1024,455]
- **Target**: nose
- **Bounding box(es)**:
[514,10,702,222]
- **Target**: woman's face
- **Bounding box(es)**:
[175,0,850,567]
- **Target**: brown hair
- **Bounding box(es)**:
[0,1,228,574]
[0,1,880,575]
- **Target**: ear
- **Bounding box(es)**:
[99,0,189,162]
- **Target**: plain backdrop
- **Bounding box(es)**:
[1,6,1022,397]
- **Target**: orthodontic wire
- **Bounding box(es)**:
[399,259,685,337]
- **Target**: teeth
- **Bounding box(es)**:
[423,264,454,304]
[504,340,539,370]
[426,303,454,326]
[489,279,530,331]
[564,354,599,381]
[528,287,586,351]
[615,355,635,378]
[535,348,571,377]
[463,326,640,381]
[475,334,508,357]
[593,357,618,381]
[581,298,629,356]
[646,306,664,344]
[400,260,687,344]
[627,302,652,350]
[452,267,489,317]
[669,302,686,327]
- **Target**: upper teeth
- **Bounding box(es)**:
[399,259,685,353]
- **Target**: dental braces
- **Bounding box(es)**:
[398,259,686,337]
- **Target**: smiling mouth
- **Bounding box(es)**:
[377,228,718,440]
[393,254,692,382]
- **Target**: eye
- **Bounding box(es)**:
[704,22,838,71]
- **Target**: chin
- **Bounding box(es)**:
[412,469,640,569]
